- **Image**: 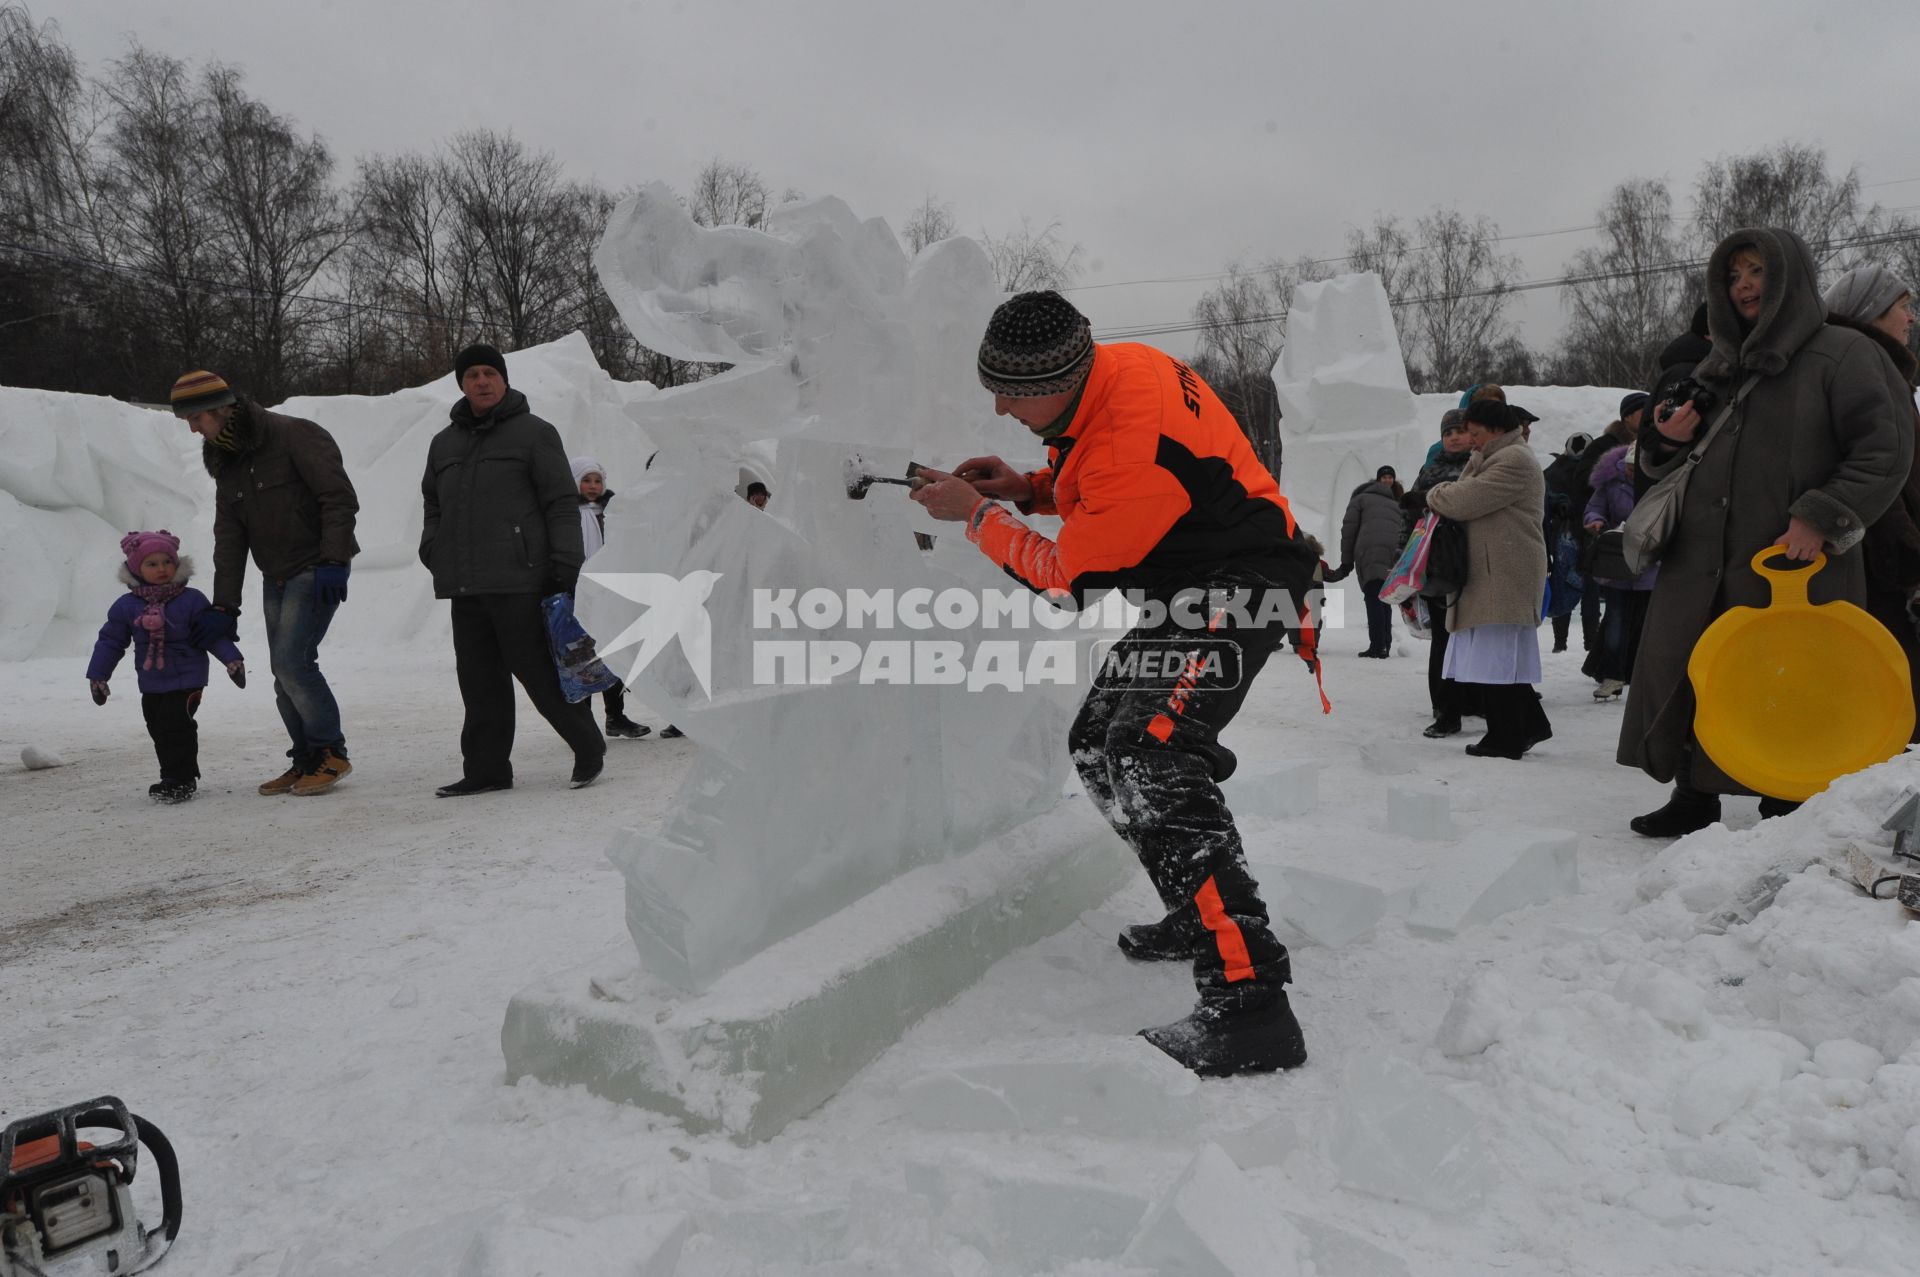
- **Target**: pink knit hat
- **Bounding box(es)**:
[121,529,181,576]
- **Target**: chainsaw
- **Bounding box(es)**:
[1,1098,180,1276]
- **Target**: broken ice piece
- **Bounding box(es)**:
[1328,1055,1491,1215]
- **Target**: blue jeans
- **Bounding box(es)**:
[260,569,345,760]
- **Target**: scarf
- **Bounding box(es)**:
[131,582,186,671]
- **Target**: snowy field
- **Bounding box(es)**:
[9,633,1920,1275]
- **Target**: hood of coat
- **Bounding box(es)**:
[450,387,531,431]
[117,554,195,589]
[201,399,266,477]
[1826,311,1919,389]
[1587,444,1631,488]
[1700,227,1828,379]
[1656,329,1712,372]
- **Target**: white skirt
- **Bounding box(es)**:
[1442,623,1541,685]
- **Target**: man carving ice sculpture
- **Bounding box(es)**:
[912,290,1323,1076]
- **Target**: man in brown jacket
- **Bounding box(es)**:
[171,370,360,796]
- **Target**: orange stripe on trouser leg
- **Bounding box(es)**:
[1146,713,1175,742]
[1195,875,1256,983]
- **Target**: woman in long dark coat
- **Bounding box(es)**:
[1619,228,1910,837]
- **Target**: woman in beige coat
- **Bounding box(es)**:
[1425,398,1551,758]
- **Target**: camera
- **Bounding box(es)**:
[1658,377,1720,423]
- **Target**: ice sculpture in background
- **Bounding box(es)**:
[1271,273,1427,548]
[504,187,1132,1138]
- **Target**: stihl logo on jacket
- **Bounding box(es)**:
[967,343,1312,605]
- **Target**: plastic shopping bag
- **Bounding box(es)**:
[543,592,621,703]
[1379,513,1436,605]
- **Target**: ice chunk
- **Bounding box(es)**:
[1671,1049,1783,1136]
[1282,1214,1413,1277]
[1612,963,1709,1036]
[1220,761,1318,820]
[1263,866,1388,948]
[1328,1055,1492,1215]
[1214,1114,1301,1169]
[1122,1143,1311,1276]
[900,1048,1201,1137]
[1272,273,1427,552]
[908,1160,1147,1269]
[1387,779,1455,840]
[1406,828,1580,936]
[1357,738,1418,775]
[456,1213,690,1277]
[1435,970,1517,1058]
[20,745,64,770]
[1813,1039,1885,1082]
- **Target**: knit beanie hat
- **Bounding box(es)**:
[977,291,1095,397]
[1457,383,1507,409]
[1439,407,1466,435]
[1619,391,1650,419]
[455,343,509,385]
[1824,263,1912,325]
[122,529,181,576]
[570,455,606,487]
[170,370,236,418]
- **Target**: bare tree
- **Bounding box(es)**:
[1690,142,1865,266]
[980,216,1083,292]
[1397,207,1522,391]
[688,156,772,229]
[440,129,585,349]
[351,150,473,377]
[1188,254,1335,469]
[1339,215,1420,372]
[1555,178,1689,388]
[900,192,956,254]
[201,65,349,402]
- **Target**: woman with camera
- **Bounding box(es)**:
[1618,228,1911,837]
[1423,397,1552,759]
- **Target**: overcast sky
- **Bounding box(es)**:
[51,0,1920,360]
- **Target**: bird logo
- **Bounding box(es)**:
[582,570,724,697]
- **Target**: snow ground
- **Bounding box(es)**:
[7,636,1920,1276]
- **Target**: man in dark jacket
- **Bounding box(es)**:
[420,344,605,795]
[173,369,359,796]
[1338,466,1405,658]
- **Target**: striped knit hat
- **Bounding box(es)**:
[977,291,1094,397]
[170,370,236,418]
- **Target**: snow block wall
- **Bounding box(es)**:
[0,335,657,660]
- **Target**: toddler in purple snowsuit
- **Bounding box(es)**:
[86,530,246,803]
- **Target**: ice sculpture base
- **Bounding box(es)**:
[501,803,1132,1141]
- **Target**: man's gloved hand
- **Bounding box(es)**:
[226,660,247,689]
[313,561,349,607]
[90,680,110,706]
[544,572,578,599]
[192,606,239,648]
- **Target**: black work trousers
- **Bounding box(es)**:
[142,688,203,781]
[1070,583,1293,1011]
[450,594,604,784]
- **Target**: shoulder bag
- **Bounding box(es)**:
[1620,375,1760,575]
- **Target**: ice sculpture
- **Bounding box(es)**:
[502,186,1131,1137]
[1271,273,1428,547]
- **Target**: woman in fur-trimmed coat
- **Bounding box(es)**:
[1618,228,1911,836]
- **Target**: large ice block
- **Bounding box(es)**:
[1220,760,1319,821]
[1387,779,1456,840]
[1250,863,1388,949]
[1328,1055,1492,1215]
[503,803,1133,1141]
[1406,828,1580,936]
[907,1159,1148,1271]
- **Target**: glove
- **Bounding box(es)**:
[90,680,110,706]
[313,561,349,607]
[544,573,578,599]
[1323,562,1353,583]
[192,606,239,648]
[227,660,247,689]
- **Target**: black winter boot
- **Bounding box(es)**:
[149,778,196,804]
[1758,796,1801,820]
[1141,994,1308,1077]
[605,715,652,739]
[1629,788,1721,838]
[1117,907,1206,962]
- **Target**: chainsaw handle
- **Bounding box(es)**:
[132,1112,183,1249]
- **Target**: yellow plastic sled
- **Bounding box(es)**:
[1689,547,1914,801]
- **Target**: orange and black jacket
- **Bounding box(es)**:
[965,342,1317,607]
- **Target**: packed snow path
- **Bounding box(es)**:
[6,645,1920,1275]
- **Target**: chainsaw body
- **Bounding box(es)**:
[1,1098,179,1276]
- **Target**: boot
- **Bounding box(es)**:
[292,747,352,796]
[1519,689,1553,753]
[570,753,605,790]
[605,715,652,739]
[258,759,307,796]
[1758,796,1801,820]
[1593,678,1626,701]
[1117,907,1205,962]
[436,776,512,797]
[1629,788,1721,838]
[659,724,685,739]
[149,778,196,804]
[1422,715,1462,738]
[1140,994,1307,1077]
